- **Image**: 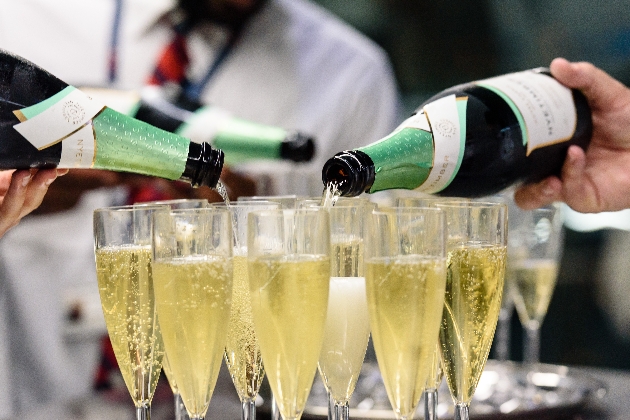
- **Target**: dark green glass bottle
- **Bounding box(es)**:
[0,49,223,188]
[322,68,592,198]
[89,86,315,165]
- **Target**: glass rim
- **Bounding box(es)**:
[396,196,471,205]
[168,207,231,215]
[238,194,299,200]
[93,203,169,214]
[142,198,208,205]
[210,200,280,207]
[373,206,444,215]
[248,206,328,217]
[432,200,507,209]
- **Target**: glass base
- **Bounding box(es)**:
[136,403,151,420]
[424,388,438,420]
[454,403,469,420]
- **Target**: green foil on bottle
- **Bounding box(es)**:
[92,108,188,180]
[213,117,285,163]
[359,127,434,192]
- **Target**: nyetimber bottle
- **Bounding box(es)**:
[82,86,316,165]
[322,67,592,198]
[0,49,223,188]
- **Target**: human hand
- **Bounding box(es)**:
[514,58,630,212]
[0,168,69,238]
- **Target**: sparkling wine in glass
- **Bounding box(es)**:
[234,195,295,420]
[365,207,447,420]
[435,201,507,420]
[216,201,280,420]
[318,202,373,420]
[507,204,563,369]
[423,345,443,420]
[94,204,169,420]
[152,207,233,419]
[161,354,187,420]
[396,195,462,420]
[248,207,331,420]
[146,198,208,420]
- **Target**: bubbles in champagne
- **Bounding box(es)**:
[95,245,163,406]
[215,180,231,205]
[321,182,341,208]
[214,180,242,249]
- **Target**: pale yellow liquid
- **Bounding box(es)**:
[366,256,447,419]
[321,183,341,208]
[249,255,330,420]
[440,244,506,404]
[225,255,265,401]
[153,256,232,418]
[162,353,178,394]
[331,238,363,278]
[426,346,443,390]
[510,258,558,329]
[318,276,370,403]
[95,245,163,408]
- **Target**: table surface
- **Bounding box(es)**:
[17,362,630,420]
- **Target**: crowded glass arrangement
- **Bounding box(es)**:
[92,189,568,420]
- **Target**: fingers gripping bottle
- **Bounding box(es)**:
[322,68,592,197]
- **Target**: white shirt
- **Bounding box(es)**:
[0,0,401,415]
[1,0,401,195]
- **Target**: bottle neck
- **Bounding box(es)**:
[278,131,315,162]
[321,150,375,196]
[181,141,224,188]
[136,87,316,163]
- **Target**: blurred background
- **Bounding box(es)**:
[3,0,630,418]
[315,0,630,112]
[310,0,630,370]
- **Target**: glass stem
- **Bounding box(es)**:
[333,400,349,420]
[524,325,541,365]
[242,398,256,420]
[494,308,511,361]
[327,393,334,420]
[454,402,469,420]
[272,395,281,420]
[424,388,438,420]
[174,393,184,420]
[136,404,151,420]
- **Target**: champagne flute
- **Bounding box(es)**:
[318,202,373,420]
[507,203,563,367]
[145,199,208,420]
[237,195,296,420]
[365,207,447,420]
[152,207,233,419]
[215,201,281,420]
[238,195,298,209]
[161,355,187,420]
[93,204,169,420]
[396,195,458,420]
[248,207,331,420]
[435,201,507,420]
[494,283,515,362]
[424,346,443,420]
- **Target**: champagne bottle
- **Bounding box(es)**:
[83,86,315,164]
[322,68,592,197]
[0,49,223,188]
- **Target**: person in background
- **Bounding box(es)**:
[515,57,630,213]
[0,0,402,417]
[0,169,67,239]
